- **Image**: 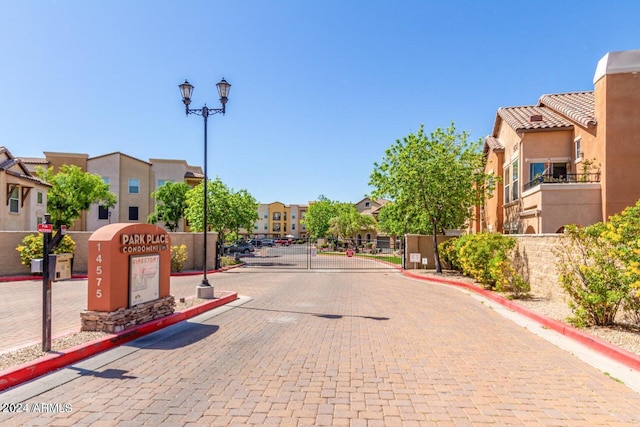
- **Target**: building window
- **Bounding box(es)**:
[512,160,519,201]
[129,179,139,194]
[504,164,511,204]
[365,201,370,208]
[273,223,281,232]
[292,214,296,219]
[157,179,172,187]
[292,224,296,230]
[98,206,109,220]
[37,191,43,204]
[273,212,281,221]
[264,224,268,230]
[129,206,139,221]
[264,213,268,219]
[9,187,19,213]
[575,137,583,161]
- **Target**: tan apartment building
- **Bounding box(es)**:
[0,146,50,231]
[247,202,309,240]
[20,151,203,232]
[479,49,640,234]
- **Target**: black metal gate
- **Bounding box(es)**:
[238,239,399,270]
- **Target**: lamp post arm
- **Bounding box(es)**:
[185,106,226,118]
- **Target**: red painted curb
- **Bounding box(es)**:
[0,292,238,392]
[403,270,640,371]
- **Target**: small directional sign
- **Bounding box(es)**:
[38,223,53,233]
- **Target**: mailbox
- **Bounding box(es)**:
[48,253,73,281]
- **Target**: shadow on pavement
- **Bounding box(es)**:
[239,306,390,321]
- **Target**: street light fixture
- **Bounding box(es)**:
[179,77,231,297]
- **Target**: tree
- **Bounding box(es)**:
[36,165,117,229]
[327,204,377,252]
[148,181,191,232]
[303,195,341,240]
[184,177,258,245]
[369,123,493,273]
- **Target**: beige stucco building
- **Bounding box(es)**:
[0,147,50,231]
[479,50,640,234]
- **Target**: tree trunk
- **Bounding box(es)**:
[432,221,442,273]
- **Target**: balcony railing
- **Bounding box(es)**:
[523,173,601,192]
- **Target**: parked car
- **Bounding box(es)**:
[260,239,275,247]
[274,238,292,246]
[248,239,262,247]
[225,242,255,254]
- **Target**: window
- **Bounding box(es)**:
[504,160,519,203]
[365,201,370,208]
[264,224,268,230]
[157,179,172,187]
[292,224,296,230]
[273,212,281,221]
[129,206,139,221]
[273,223,281,232]
[98,206,109,220]
[512,160,519,201]
[129,179,139,194]
[264,213,268,219]
[575,137,583,161]
[504,165,510,204]
[292,214,296,219]
[37,191,43,204]
[284,212,287,221]
[9,187,19,213]
[530,163,546,182]
[254,224,258,230]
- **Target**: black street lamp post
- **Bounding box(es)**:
[179,78,231,297]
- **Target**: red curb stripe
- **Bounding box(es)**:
[403,270,640,371]
[0,292,238,392]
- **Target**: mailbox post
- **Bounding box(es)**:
[40,214,67,352]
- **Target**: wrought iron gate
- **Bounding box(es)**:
[237,239,399,270]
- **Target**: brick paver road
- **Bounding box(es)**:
[2,268,640,426]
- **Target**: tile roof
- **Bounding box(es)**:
[19,157,49,164]
[184,171,204,179]
[538,91,596,128]
[497,105,573,133]
[485,136,504,151]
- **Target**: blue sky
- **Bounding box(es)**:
[1,1,639,205]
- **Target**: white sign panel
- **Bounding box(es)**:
[129,254,160,307]
[409,253,421,263]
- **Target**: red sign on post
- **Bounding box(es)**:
[38,224,53,233]
[346,249,354,257]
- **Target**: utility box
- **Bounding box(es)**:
[48,253,73,281]
[31,259,43,274]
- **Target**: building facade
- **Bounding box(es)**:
[0,146,50,231]
[479,50,640,234]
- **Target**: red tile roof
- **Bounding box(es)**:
[497,105,573,133]
[538,91,596,128]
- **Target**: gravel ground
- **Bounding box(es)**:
[1,279,639,373]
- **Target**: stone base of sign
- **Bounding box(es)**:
[80,295,176,333]
[196,284,215,299]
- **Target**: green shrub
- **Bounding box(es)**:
[221,255,240,267]
[16,233,76,267]
[438,238,459,270]
[555,223,627,326]
[170,244,188,272]
[454,233,513,288]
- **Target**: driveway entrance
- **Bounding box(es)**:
[238,239,400,270]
